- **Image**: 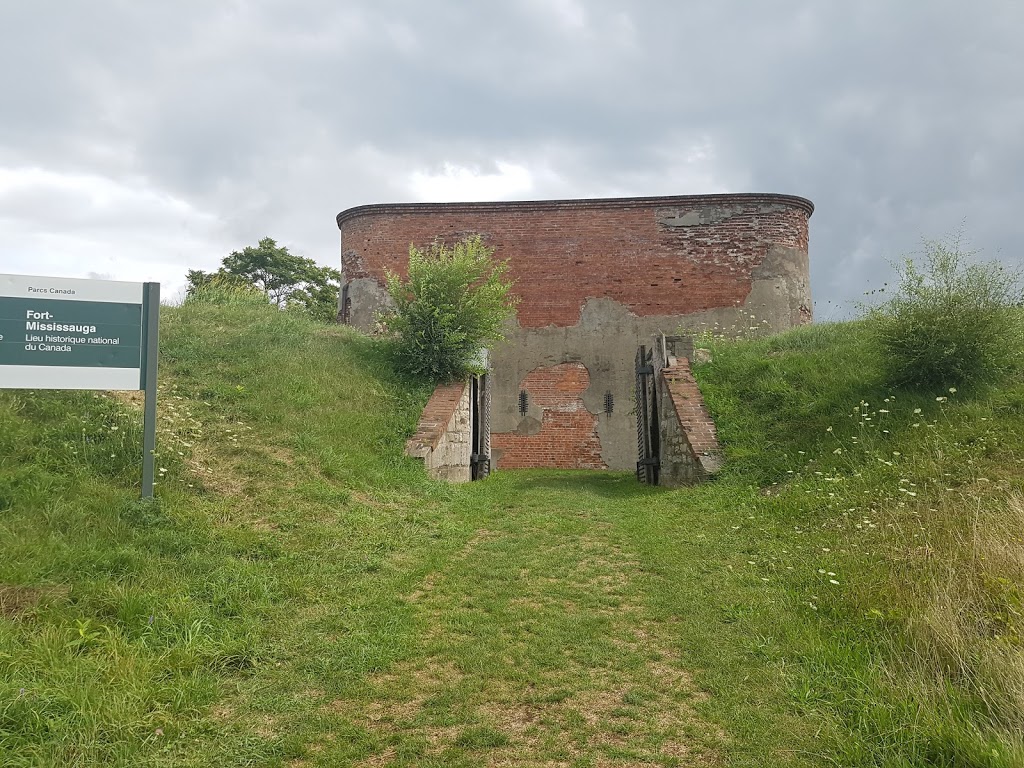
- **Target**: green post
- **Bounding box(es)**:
[140,283,160,498]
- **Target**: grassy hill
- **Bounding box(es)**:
[1,298,1021,767]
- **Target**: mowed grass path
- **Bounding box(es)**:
[240,472,768,767]
[146,465,812,768]
[274,469,829,766]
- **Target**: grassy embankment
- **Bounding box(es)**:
[1,297,1022,767]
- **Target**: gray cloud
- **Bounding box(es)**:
[1,0,1021,314]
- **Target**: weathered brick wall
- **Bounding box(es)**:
[338,194,812,330]
[490,363,606,470]
[405,381,472,482]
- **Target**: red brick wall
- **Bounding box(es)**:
[338,194,812,329]
[491,363,606,469]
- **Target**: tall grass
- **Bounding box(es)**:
[694,317,1024,766]
[182,277,270,308]
[900,495,1024,733]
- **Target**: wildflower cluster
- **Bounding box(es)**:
[724,385,1018,622]
[153,382,255,489]
[682,308,776,352]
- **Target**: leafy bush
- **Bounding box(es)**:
[381,235,517,381]
[867,236,1024,389]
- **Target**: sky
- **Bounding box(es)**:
[1,0,1022,316]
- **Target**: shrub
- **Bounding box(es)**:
[867,236,1024,389]
[381,235,517,382]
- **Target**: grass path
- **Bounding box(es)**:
[157,467,813,768]
[333,478,723,767]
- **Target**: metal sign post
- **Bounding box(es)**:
[0,273,160,498]
[140,283,160,498]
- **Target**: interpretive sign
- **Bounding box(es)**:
[0,273,150,389]
[0,273,161,497]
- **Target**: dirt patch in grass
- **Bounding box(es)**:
[0,584,68,618]
[188,449,247,496]
[328,658,465,732]
[351,747,396,768]
[188,439,302,499]
[107,390,145,409]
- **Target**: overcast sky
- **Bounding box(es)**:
[1,1,1021,316]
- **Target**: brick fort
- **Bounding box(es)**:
[336,193,813,474]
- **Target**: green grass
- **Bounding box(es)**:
[693,321,1024,766]
[1,303,1022,766]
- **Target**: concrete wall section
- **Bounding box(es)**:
[488,299,731,471]
[340,276,391,329]
[405,381,472,482]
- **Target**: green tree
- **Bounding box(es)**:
[186,237,340,322]
[866,234,1024,389]
[381,235,517,381]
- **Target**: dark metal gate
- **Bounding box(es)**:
[470,374,491,480]
[635,345,660,484]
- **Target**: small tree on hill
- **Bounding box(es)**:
[186,237,340,322]
[381,235,517,382]
[866,234,1024,389]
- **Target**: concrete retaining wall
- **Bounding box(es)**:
[657,357,723,486]
[405,380,472,482]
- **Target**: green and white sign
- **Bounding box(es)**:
[1,273,162,498]
[1,273,149,390]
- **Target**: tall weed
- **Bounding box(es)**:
[183,277,269,308]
